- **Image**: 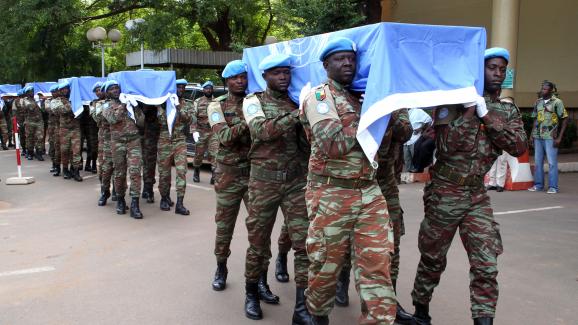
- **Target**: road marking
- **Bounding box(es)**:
[0,223,10,226]
[82,175,98,180]
[186,184,213,191]
[0,266,56,277]
[495,206,563,215]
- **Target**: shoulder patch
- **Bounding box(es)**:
[304,93,339,127]
[242,95,266,124]
[315,88,326,101]
[207,101,226,127]
[215,94,228,102]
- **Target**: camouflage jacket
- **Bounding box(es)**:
[12,98,26,123]
[158,98,195,142]
[52,97,79,129]
[21,97,43,123]
[432,95,527,185]
[89,99,108,128]
[208,93,251,168]
[300,78,375,180]
[193,95,213,131]
[102,99,144,140]
[376,109,412,197]
[243,88,309,172]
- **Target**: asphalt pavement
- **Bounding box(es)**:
[1,149,577,325]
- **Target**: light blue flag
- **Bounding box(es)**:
[59,77,106,117]
[242,22,486,165]
[0,84,22,110]
[32,82,58,95]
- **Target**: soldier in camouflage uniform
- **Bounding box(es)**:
[84,94,99,174]
[21,86,45,161]
[207,60,251,293]
[300,38,396,325]
[157,79,195,215]
[141,104,160,204]
[242,54,311,323]
[275,224,291,282]
[12,91,27,156]
[192,81,215,183]
[410,48,528,325]
[52,81,83,182]
[89,82,114,206]
[47,86,62,176]
[0,102,10,150]
[102,81,145,219]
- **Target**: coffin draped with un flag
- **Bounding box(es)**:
[242,22,486,166]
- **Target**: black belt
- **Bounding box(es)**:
[251,165,303,183]
[216,163,250,176]
[433,164,482,187]
[309,174,374,189]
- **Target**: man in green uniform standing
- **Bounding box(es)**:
[48,85,62,176]
[192,81,216,183]
[242,54,311,323]
[157,79,195,215]
[90,82,114,206]
[300,37,396,325]
[141,103,160,204]
[21,86,45,161]
[410,47,528,325]
[12,90,27,157]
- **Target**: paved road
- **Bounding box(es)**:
[1,150,577,325]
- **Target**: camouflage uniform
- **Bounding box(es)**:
[157,100,195,198]
[278,223,292,254]
[12,98,26,151]
[48,98,61,165]
[411,97,527,318]
[193,95,216,167]
[52,97,82,170]
[90,99,113,191]
[103,99,145,198]
[141,105,160,193]
[242,89,310,288]
[0,108,9,147]
[22,97,45,154]
[208,93,251,263]
[300,79,396,323]
[83,105,99,170]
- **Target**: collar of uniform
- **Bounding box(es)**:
[226,92,244,104]
[328,78,347,91]
[483,92,500,103]
[265,87,288,100]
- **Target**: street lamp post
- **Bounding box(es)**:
[125,18,146,69]
[86,27,122,77]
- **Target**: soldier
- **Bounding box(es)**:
[192,81,215,183]
[52,81,83,182]
[84,89,99,174]
[207,60,251,293]
[410,48,527,325]
[89,82,114,206]
[300,37,396,325]
[12,90,27,156]
[21,86,45,161]
[157,79,195,215]
[0,101,10,150]
[102,80,145,219]
[242,54,311,323]
[48,86,62,176]
[141,103,160,204]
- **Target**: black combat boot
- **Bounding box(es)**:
[84,159,91,172]
[141,184,150,200]
[292,287,312,325]
[130,197,143,219]
[258,272,280,304]
[50,163,56,173]
[311,315,329,325]
[73,167,83,182]
[175,196,190,215]
[26,151,33,160]
[35,150,44,161]
[160,195,171,211]
[1,143,7,150]
[275,252,289,282]
[53,165,61,177]
[210,168,215,185]
[98,187,111,206]
[193,167,200,183]
[413,302,432,325]
[111,187,118,202]
[167,196,174,207]
[116,196,127,215]
[473,317,493,325]
[63,167,71,179]
[335,266,350,307]
[142,183,154,203]
[393,280,414,324]
[212,262,228,291]
[245,282,263,320]
[91,159,97,173]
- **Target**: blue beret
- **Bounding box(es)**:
[23,85,34,93]
[58,80,71,90]
[176,79,188,86]
[484,47,510,63]
[201,81,214,88]
[319,37,357,61]
[222,60,247,79]
[258,53,292,72]
[49,85,59,92]
[102,80,119,92]
[92,81,103,92]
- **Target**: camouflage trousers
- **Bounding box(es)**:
[141,123,159,187]
[157,138,187,197]
[26,121,44,153]
[193,129,217,167]
[278,222,292,254]
[411,181,503,318]
[50,120,61,164]
[0,114,9,145]
[213,163,249,263]
[60,127,82,169]
[17,121,26,151]
[384,195,405,282]
[98,128,114,191]
[245,175,309,288]
[86,120,98,161]
[112,136,142,198]
[305,181,396,323]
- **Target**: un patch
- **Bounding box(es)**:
[316,102,330,114]
[247,104,259,116]
[211,112,222,122]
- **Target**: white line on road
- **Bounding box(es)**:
[0,266,56,278]
[186,184,213,191]
[0,223,10,226]
[495,206,563,215]
[82,175,98,180]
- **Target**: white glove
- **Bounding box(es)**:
[193,131,200,142]
[464,97,488,117]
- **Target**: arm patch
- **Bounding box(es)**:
[207,101,226,127]
[242,95,266,124]
[304,87,339,127]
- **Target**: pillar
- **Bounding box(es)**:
[381,0,393,22]
[491,0,520,99]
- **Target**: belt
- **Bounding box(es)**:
[433,164,482,187]
[251,165,303,183]
[309,174,374,189]
[216,163,250,176]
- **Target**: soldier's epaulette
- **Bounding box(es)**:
[215,94,228,102]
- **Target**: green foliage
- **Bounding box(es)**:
[281,0,366,36]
